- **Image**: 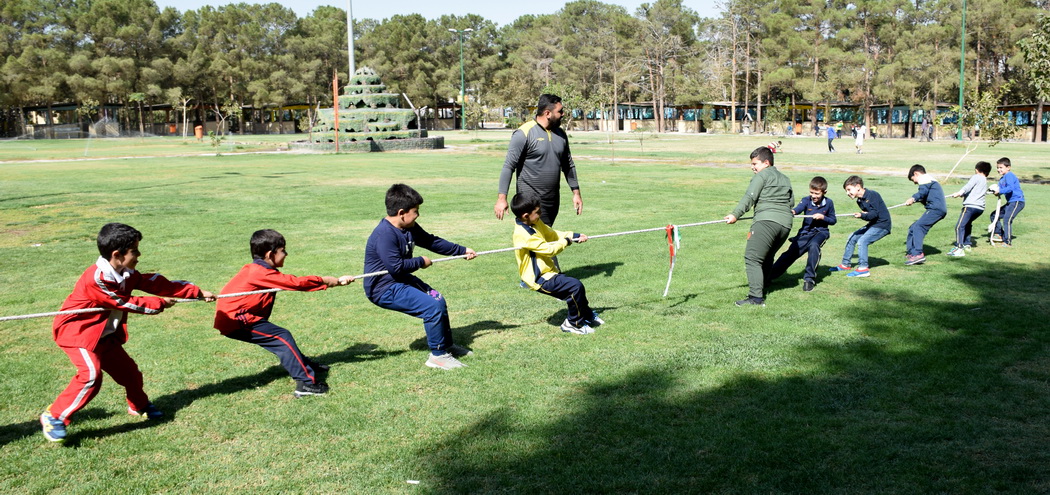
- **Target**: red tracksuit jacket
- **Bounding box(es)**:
[213,260,327,334]
[52,257,205,350]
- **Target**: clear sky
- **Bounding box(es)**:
[151,0,724,26]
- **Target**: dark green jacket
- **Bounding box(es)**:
[731,165,794,229]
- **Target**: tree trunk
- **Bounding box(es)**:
[932,78,938,140]
[645,48,658,133]
[810,57,819,134]
[46,103,54,139]
[888,100,894,139]
[613,53,620,133]
[744,34,751,132]
[182,99,189,138]
[18,105,27,136]
[1035,101,1044,142]
[756,69,763,133]
[658,60,666,132]
[138,101,146,136]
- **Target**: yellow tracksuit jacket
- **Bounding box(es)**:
[512,218,578,290]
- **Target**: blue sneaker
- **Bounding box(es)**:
[40,412,66,442]
[846,268,870,278]
[829,264,851,273]
[129,403,164,420]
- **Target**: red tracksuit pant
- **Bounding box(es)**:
[48,335,149,424]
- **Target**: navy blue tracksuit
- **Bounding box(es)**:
[906,179,947,256]
[770,197,837,283]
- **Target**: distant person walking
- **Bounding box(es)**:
[495,94,582,227]
[827,125,838,153]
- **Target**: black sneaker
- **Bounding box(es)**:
[735,297,765,307]
[803,280,815,292]
[294,381,329,398]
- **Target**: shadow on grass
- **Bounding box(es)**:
[0,408,114,448]
[12,343,395,447]
[543,306,618,327]
[410,320,521,351]
[414,261,1050,492]
[562,262,625,281]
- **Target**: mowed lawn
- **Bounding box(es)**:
[1,132,1048,493]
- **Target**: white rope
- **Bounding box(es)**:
[0,307,108,322]
[0,216,755,322]
[943,140,980,183]
[988,196,1003,245]
[797,203,908,220]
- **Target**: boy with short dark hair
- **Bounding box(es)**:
[214,229,353,398]
[946,161,991,257]
[902,164,947,265]
[511,193,600,334]
[363,184,477,370]
[41,223,215,442]
[991,157,1025,246]
[830,176,892,278]
[769,176,837,292]
[724,147,794,306]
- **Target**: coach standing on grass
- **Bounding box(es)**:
[494,94,582,227]
[724,147,794,307]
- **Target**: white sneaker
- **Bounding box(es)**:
[947,247,965,258]
[425,353,466,370]
[560,319,594,335]
[589,313,605,326]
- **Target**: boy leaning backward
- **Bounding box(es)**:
[362,184,477,370]
[830,176,892,278]
[213,229,354,398]
[946,161,991,257]
[768,176,837,292]
[41,223,215,443]
[511,193,602,335]
[902,164,947,266]
[991,157,1025,247]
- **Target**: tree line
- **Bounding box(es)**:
[1,0,1046,137]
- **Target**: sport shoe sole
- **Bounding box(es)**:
[560,319,594,334]
[426,353,467,369]
[847,270,870,278]
[128,406,164,420]
[294,381,329,398]
[735,297,766,306]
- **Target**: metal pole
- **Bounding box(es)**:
[957,0,967,140]
[347,0,355,77]
[459,32,466,130]
[449,28,472,130]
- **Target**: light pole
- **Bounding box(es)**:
[448,27,473,130]
[347,0,355,77]
[957,0,967,140]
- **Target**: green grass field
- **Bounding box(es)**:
[1,131,1048,493]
